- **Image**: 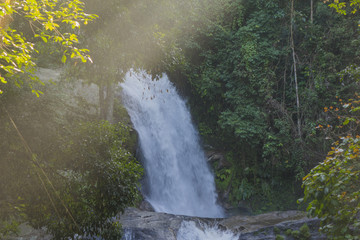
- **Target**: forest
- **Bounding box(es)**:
[0,0,359,239]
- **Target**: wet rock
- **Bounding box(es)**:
[225,204,253,217]
[120,208,183,240]
[4,223,51,240]
[119,208,326,240]
[139,200,155,212]
[237,218,326,240]
[220,211,326,239]
[220,210,306,233]
[206,151,231,170]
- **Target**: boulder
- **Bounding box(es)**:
[139,200,155,212]
[206,151,231,169]
[4,223,51,240]
[119,208,184,240]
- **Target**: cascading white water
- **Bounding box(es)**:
[177,221,239,240]
[121,70,224,218]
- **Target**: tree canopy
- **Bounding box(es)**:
[0,0,97,95]
[167,0,360,212]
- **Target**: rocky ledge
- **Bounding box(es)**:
[6,208,326,239]
[119,208,326,240]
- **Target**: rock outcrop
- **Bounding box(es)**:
[6,208,326,239]
[138,200,155,212]
[5,223,51,240]
[119,208,326,240]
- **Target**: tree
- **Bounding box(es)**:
[325,0,360,15]
[301,97,360,239]
[290,0,302,138]
[311,0,314,23]
[300,2,360,238]
[0,0,97,95]
[0,82,142,239]
[38,121,143,239]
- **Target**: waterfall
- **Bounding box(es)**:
[121,70,224,218]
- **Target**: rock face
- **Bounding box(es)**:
[120,208,327,240]
[138,200,155,212]
[206,151,231,170]
[220,211,326,239]
[220,210,306,232]
[4,223,51,240]
[120,208,184,240]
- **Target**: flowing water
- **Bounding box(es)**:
[177,221,239,240]
[121,71,224,218]
[123,221,239,240]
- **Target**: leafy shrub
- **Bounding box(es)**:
[28,121,143,239]
[285,229,292,236]
[275,235,285,240]
[301,135,360,239]
[299,223,311,240]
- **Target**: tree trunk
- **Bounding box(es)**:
[290,0,302,138]
[310,0,314,24]
[105,82,115,123]
[98,80,115,123]
[99,81,106,119]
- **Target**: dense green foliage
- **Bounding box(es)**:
[167,0,360,211]
[292,2,360,239]
[0,81,142,239]
[0,0,97,95]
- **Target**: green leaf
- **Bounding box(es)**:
[62,54,67,63]
[32,89,40,97]
[41,36,48,43]
[0,77,7,84]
